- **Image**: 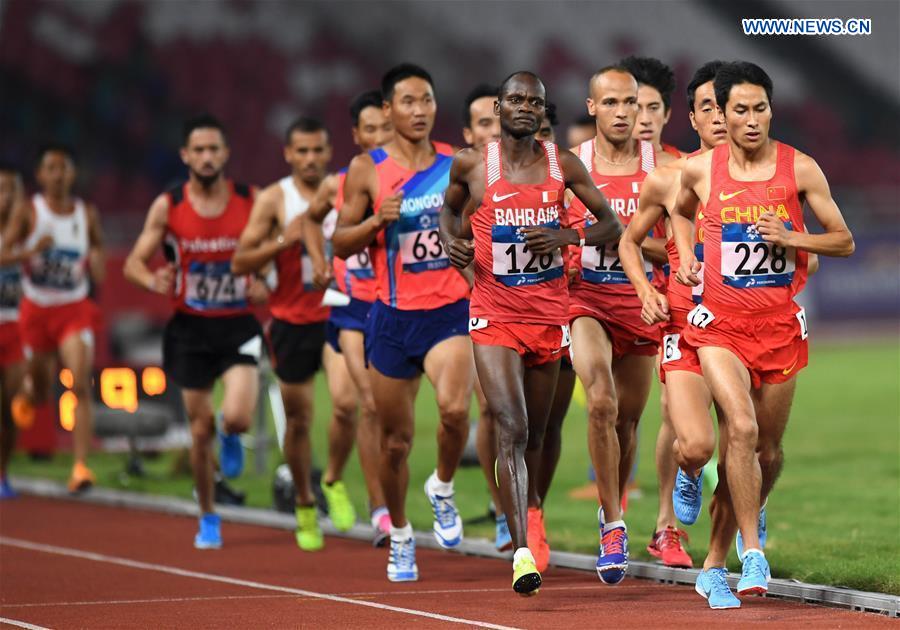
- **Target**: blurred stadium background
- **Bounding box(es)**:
[1,0,898,593]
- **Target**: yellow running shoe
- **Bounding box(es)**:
[295,505,324,551]
[512,548,541,596]
[321,480,356,532]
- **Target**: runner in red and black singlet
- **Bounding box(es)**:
[442,71,622,595]
[125,115,265,549]
[671,62,853,604]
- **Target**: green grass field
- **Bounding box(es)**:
[10,340,900,594]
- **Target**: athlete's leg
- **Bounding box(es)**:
[58,331,94,467]
[182,387,216,513]
[27,351,57,406]
[339,328,385,508]
[571,317,621,522]
[322,344,359,485]
[611,352,655,501]
[475,375,504,512]
[423,335,474,483]
[704,414,736,569]
[537,362,575,503]
[668,371,716,474]
[279,378,317,506]
[654,381,678,531]
[697,346,762,552]
[0,361,26,479]
[523,360,560,508]
[752,378,795,502]
[220,364,259,434]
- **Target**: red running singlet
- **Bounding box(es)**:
[332,169,377,302]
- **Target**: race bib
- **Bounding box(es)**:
[581,242,651,285]
[490,222,564,287]
[795,307,809,340]
[345,248,374,280]
[30,248,82,290]
[687,303,715,329]
[662,333,682,363]
[468,317,489,332]
[0,267,21,309]
[185,260,248,311]
[721,222,795,288]
[397,210,448,273]
[561,324,571,348]
[300,251,315,291]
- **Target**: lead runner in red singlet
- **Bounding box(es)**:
[672,62,854,601]
[441,71,622,596]
[1,145,106,495]
[333,64,474,583]
[125,115,266,549]
[566,65,677,585]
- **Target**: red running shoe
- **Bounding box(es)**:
[527,507,550,572]
[647,526,693,568]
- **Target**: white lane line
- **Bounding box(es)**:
[0,537,520,630]
[3,595,296,609]
[0,618,51,630]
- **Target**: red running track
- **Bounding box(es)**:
[0,496,893,629]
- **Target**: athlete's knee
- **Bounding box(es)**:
[436,396,469,430]
[587,392,617,428]
[382,428,412,464]
[190,416,215,444]
[727,415,758,449]
[495,411,527,450]
[69,372,92,401]
[679,433,715,469]
[332,397,358,429]
[757,442,784,479]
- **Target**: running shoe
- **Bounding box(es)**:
[371,507,391,548]
[322,480,356,531]
[67,461,95,494]
[387,535,418,582]
[0,477,17,500]
[737,549,771,595]
[647,526,693,568]
[512,548,541,596]
[495,514,512,552]
[596,525,628,585]
[736,503,768,559]
[673,468,703,525]
[218,428,243,479]
[424,476,462,548]
[695,567,741,609]
[295,505,324,551]
[194,513,222,549]
[527,507,550,572]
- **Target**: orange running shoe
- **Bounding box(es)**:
[526,507,550,572]
[11,395,35,430]
[67,462,96,494]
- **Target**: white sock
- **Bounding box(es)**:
[603,520,626,534]
[513,547,534,563]
[428,471,454,496]
[743,548,764,559]
[390,523,413,541]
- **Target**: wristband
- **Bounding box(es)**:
[575,225,586,248]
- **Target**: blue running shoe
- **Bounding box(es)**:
[596,526,628,585]
[673,468,703,525]
[495,514,512,552]
[737,549,770,595]
[218,430,244,479]
[387,536,418,582]
[194,513,222,549]
[736,503,767,559]
[695,568,741,609]
[0,478,17,500]
[424,478,462,548]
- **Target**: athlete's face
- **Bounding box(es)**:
[284,129,332,186]
[634,84,670,145]
[385,77,436,142]
[536,118,555,142]
[724,83,771,151]
[689,80,727,150]
[181,128,229,188]
[36,151,76,198]
[0,172,19,217]
[463,96,500,148]
[587,70,638,144]
[352,106,393,152]
[497,76,545,139]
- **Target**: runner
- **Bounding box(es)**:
[304,91,395,546]
[567,65,676,585]
[535,102,559,142]
[462,83,501,148]
[124,115,265,548]
[566,113,596,148]
[1,145,105,495]
[621,56,684,158]
[672,61,854,603]
[332,64,473,582]
[441,71,621,595]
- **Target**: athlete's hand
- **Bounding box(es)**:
[375,191,404,227]
[149,263,176,295]
[675,257,701,287]
[30,234,54,256]
[247,276,270,305]
[756,211,792,247]
[520,227,567,255]
[282,215,305,248]
[446,237,474,269]
[312,261,332,290]
[639,289,670,325]
[567,265,579,286]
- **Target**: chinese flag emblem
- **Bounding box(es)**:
[767,185,786,201]
[542,190,558,203]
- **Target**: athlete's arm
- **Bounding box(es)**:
[123,194,175,294]
[756,153,854,257]
[0,199,51,266]
[298,211,331,289]
[86,202,106,284]
[620,168,671,323]
[232,185,292,275]
[333,154,399,259]
[558,149,622,246]
[439,149,478,269]
[671,157,704,286]
[306,174,339,224]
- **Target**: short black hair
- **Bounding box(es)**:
[381,63,433,101]
[284,116,328,145]
[686,60,725,111]
[714,61,774,111]
[620,55,676,111]
[545,102,559,126]
[35,143,76,168]
[463,83,498,127]
[0,159,21,175]
[182,113,227,147]
[350,90,383,126]
[498,71,543,99]
[572,113,595,127]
